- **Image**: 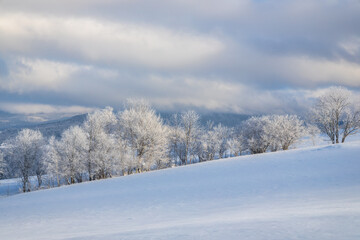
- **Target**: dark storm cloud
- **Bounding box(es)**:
[0,0,359,119]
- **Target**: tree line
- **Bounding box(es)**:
[0,87,359,192]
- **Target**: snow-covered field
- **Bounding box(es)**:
[1,141,360,239]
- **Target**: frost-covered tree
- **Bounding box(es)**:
[243,116,271,154]
[117,137,134,175]
[305,124,321,146]
[83,107,117,180]
[227,138,243,157]
[0,150,5,179]
[339,102,360,142]
[181,110,200,164]
[243,115,305,154]
[93,131,118,179]
[199,121,220,161]
[57,126,87,184]
[168,111,201,164]
[194,135,206,162]
[195,122,232,161]
[213,124,231,158]
[265,115,305,151]
[119,99,169,172]
[6,129,45,192]
[228,125,246,156]
[311,86,360,143]
[227,126,245,157]
[192,121,208,163]
[168,114,186,165]
[43,136,62,186]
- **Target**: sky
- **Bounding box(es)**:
[0,0,360,121]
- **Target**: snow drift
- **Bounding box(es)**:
[1,142,360,240]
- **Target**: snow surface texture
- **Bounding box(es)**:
[1,141,360,240]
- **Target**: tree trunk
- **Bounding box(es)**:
[22,181,27,193]
[282,144,289,150]
[88,161,92,181]
[37,175,42,188]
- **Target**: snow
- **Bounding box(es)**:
[0,176,42,197]
[1,141,360,239]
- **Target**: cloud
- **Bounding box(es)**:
[0,0,251,21]
[0,58,82,93]
[0,0,360,117]
[146,75,306,114]
[252,55,360,88]
[0,102,94,115]
[1,54,359,116]
[277,57,360,87]
[0,102,96,122]
[154,0,251,19]
[339,37,360,56]
[0,13,224,69]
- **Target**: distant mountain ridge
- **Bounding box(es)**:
[0,114,87,144]
[0,112,250,144]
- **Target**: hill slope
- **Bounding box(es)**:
[1,142,360,240]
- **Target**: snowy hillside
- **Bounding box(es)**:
[1,142,360,240]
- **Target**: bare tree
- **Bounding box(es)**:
[312,86,360,143]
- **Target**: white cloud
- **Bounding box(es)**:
[0,102,94,115]
[276,57,360,87]
[147,75,295,114]
[0,1,359,116]
[0,102,95,122]
[0,58,81,93]
[0,57,125,95]
[339,38,360,56]
[0,13,224,69]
